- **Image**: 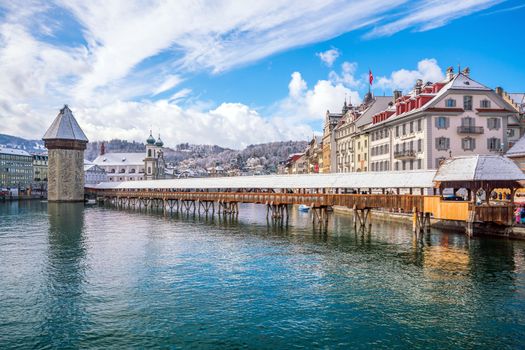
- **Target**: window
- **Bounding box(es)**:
[402,124,406,135]
[396,126,399,137]
[462,137,476,151]
[508,129,516,137]
[464,96,473,110]
[402,160,406,170]
[410,160,414,170]
[410,121,414,133]
[119,168,125,173]
[481,99,491,108]
[435,137,450,151]
[395,144,399,153]
[395,162,399,171]
[148,149,152,157]
[417,139,422,152]
[487,118,501,130]
[445,98,456,107]
[417,159,422,169]
[487,137,501,151]
[417,119,422,132]
[435,116,448,129]
[462,116,475,127]
[148,166,152,174]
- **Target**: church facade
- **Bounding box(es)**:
[92,132,166,182]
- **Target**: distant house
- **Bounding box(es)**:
[84,160,108,185]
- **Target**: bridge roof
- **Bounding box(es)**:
[89,170,436,190]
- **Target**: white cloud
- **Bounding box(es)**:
[365,0,504,38]
[75,100,312,149]
[376,58,445,92]
[152,75,183,96]
[276,71,360,125]
[288,71,307,99]
[317,48,340,67]
[329,61,361,88]
[168,88,192,103]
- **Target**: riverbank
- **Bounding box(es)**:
[332,205,525,240]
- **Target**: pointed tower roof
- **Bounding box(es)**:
[43,105,88,142]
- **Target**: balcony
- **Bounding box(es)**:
[457,126,484,134]
[394,150,417,160]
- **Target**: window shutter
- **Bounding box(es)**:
[445,117,450,129]
[488,118,493,130]
[487,138,491,150]
[496,118,501,129]
[435,118,439,128]
[446,138,450,150]
[472,138,476,150]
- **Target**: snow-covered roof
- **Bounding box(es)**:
[84,164,105,172]
[448,73,491,91]
[43,105,88,142]
[88,170,436,190]
[355,96,392,128]
[434,155,525,182]
[0,147,31,157]
[506,134,525,157]
[92,152,145,166]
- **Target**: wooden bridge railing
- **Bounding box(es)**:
[91,190,426,212]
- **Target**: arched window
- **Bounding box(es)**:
[148,149,152,157]
[110,169,115,173]
[130,168,136,173]
[119,168,125,173]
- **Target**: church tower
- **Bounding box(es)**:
[43,105,88,202]
[144,131,157,180]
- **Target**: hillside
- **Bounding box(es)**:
[1,133,306,174]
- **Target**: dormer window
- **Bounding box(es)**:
[480,99,491,108]
[445,98,456,107]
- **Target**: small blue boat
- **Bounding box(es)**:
[298,204,310,212]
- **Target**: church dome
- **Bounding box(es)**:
[155,135,164,147]
[146,131,156,145]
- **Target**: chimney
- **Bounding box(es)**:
[446,66,454,81]
[462,67,470,77]
[393,90,402,101]
[415,79,423,95]
[495,87,503,96]
[100,142,105,156]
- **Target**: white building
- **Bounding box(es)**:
[92,131,166,182]
[84,161,108,185]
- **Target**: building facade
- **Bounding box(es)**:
[0,148,33,188]
[32,154,48,182]
[334,67,519,174]
[84,162,108,185]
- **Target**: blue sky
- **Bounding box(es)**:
[0,0,524,148]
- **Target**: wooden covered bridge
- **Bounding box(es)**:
[86,156,525,235]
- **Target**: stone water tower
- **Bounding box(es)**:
[43,105,89,202]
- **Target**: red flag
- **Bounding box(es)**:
[369,69,374,85]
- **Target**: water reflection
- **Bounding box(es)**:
[38,203,87,349]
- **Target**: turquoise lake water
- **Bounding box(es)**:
[1,201,524,349]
